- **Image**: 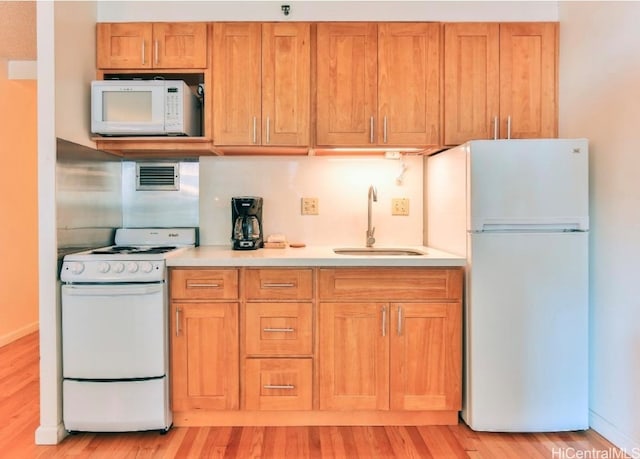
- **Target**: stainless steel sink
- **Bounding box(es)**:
[333,248,425,256]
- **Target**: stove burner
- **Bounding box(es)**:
[91,245,177,255]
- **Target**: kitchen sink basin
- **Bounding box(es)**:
[333,248,425,256]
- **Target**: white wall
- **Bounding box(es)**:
[55,1,97,147]
[559,2,640,453]
[97,1,558,22]
[200,156,424,246]
[36,0,97,446]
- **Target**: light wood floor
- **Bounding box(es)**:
[1,332,625,458]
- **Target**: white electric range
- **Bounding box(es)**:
[60,228,196,433]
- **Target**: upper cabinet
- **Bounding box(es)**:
[316,23,440,147]
[92,21,558,157]
[443,22,558,145]
[97,22,208,69]
[212,22,310,147]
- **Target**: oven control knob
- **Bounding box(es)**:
[98,262,110,273]
[68,262,85,275]
[140,261,154,273]
[127,262,139,273]
[113,262,125,273]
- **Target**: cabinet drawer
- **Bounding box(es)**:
[245,303,312,356]
[244,358,312,410]
[170,269,239,300]
[319,268,462,301]
[245,269,313,300]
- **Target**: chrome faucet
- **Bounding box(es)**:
[366,185,378,247]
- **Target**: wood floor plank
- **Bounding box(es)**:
[0,332,629,458]
[237,425,266,458]
[418,425,469,458]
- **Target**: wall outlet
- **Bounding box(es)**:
[301,197,319,215]
[391,198,410,216]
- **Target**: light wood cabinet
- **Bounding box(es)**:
[319,302,390,410]
[316,22,440,147]
[242,268,313,411]
[245,358,313,410]
[245,302,313,356]
[212,22,310,147]
[319,268,462,412]
[389,302,461,411]
[97,22,207,69]
[170,269,239,411]
[443,22,557,145]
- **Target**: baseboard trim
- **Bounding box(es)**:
[35,423,67,445]
[174,410,459,427]
[590,409,640,454]
[0,322,39,348]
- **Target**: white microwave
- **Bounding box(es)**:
[91,80,200,136]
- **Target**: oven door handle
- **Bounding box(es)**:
[62,284,163,296]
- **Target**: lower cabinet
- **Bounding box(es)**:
[242,269,314,411]
[169,266,462,426]
[319,302,461,411]
[171,301,239,411]
[170,269,240,412]
[318,268,462,412]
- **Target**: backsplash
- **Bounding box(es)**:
[199,155,424,247]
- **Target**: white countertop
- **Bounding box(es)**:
[166,245,465,267]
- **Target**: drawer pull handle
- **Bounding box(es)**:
[187,282,221,288]
[262,282,295,288]
[263,327,295,333]
[263,384,295,390]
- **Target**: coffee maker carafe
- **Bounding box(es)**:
[231,196,263,250]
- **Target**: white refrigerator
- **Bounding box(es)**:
[427,139,589,432]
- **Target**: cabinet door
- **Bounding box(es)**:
[390,303,461,411]
[316,23,378,146]
[499,22,557,139]
[443,23,500,145]
[153,22,207,69]
[97,23,152,69]
[171,302,239,411]
[212,23,262,145]
[262,23,311,146]
[319,302,389,410]
[378,23,440,146]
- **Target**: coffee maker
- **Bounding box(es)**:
[231,196,263,250]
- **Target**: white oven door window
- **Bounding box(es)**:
[62,283,166,379]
